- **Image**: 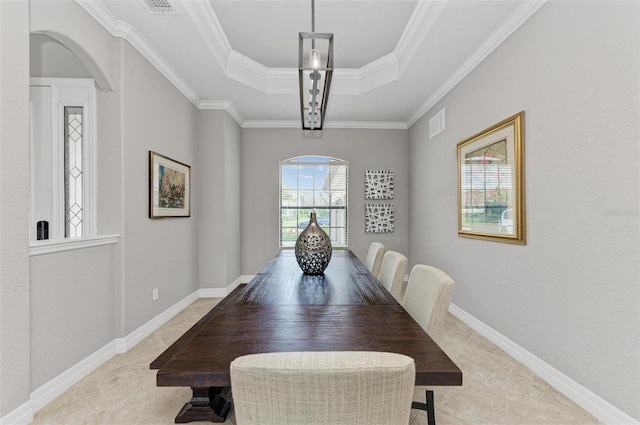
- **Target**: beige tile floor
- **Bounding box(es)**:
[32,297,598,425]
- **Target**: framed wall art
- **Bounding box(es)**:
[149,151,191,218]
[365,204,394,233]
[365,170,394,200]
[457,111,525,244]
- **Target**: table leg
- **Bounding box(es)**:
[175,387,232,423]
[411,389,436,425]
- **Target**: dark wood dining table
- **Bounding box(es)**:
[150,249,462,423]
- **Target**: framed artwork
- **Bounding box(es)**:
[457,112,525,244]
[365,204,394,233]
[149,151,191,218]
[365,170,394,199]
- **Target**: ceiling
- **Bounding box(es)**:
[78,0,546,128]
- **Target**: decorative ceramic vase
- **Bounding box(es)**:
[295,212,332,275]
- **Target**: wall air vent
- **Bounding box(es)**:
[428,108,445,139]
[144,0,176,15]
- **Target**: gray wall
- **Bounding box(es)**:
[241,128,409,274]
[198,109,242,288]
[30,34,92,79]
[29,246,117,389]
[26,0,200,392]
[121,41,199,334]
[224,114,242,284]
[0,1,31,416]
[408,1,639,419]
[3,0,637,420]
[27,9,122,391]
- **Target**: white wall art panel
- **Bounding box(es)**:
[365,170,394,199]
[365,204,394,233]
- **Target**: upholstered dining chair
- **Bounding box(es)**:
[230,351,415,425]
[402,264,456,425]
[378,250,408,302]
[364,242,385,278]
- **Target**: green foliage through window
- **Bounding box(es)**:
[279,156,348,247]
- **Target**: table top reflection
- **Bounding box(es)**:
[152,249,462,389]
[235,250,396,306]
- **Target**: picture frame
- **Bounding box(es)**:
[149,151,191,218]
[457,111,525,244]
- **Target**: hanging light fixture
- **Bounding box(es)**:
[299,0,333,130]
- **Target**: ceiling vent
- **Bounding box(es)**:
[144,0,176,15]
[428,108,445,139]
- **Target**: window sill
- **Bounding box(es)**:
[30,234,120,256]
[279,246,349,250]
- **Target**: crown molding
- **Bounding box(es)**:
[325,121,408,130]
[395,0,448,73]
[125,24,201,106]
[180,0,444,96]
[199,100,243,127]
[181,0,231,70]
[242,120,299,129]
[76,0,547,132]
[406,0,548,128]
[353,53,400,94]
[75,0,202,108]
[75,0,121,37]
[242,120,408,130]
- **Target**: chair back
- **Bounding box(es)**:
[378,250,408,301]
[402,264,455,343]
[231,351,415,425]
[364,242,385,278]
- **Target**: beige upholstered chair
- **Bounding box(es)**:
[377,250,408,301]
[364,242,385,278]
[402,264,455,425]
[402,264,455,343]
[230,351,415,425]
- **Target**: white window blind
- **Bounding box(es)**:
[279,156,348,248]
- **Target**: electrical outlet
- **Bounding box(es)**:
[152,288,159,301]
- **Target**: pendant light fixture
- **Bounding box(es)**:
[298,0,333,130]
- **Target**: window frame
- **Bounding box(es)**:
[279,155,349,248]
[29,77,97,243]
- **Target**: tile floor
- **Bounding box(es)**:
[32,297,599,425]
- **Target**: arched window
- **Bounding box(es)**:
[279,156,348,247]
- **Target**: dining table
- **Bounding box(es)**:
[150,249,462,423]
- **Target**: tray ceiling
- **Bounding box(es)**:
[77,0,546,128]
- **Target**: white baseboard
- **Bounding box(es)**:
[198,288,227,297]
[199,276,243,298]
[1,287,205,425]
[30,340,119,412]
[3,277,249,425]
[115,289,200,353]
[12,283,634,425]
[449,303,639,425]
[0,401,33,425]
[241,274,255,283]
